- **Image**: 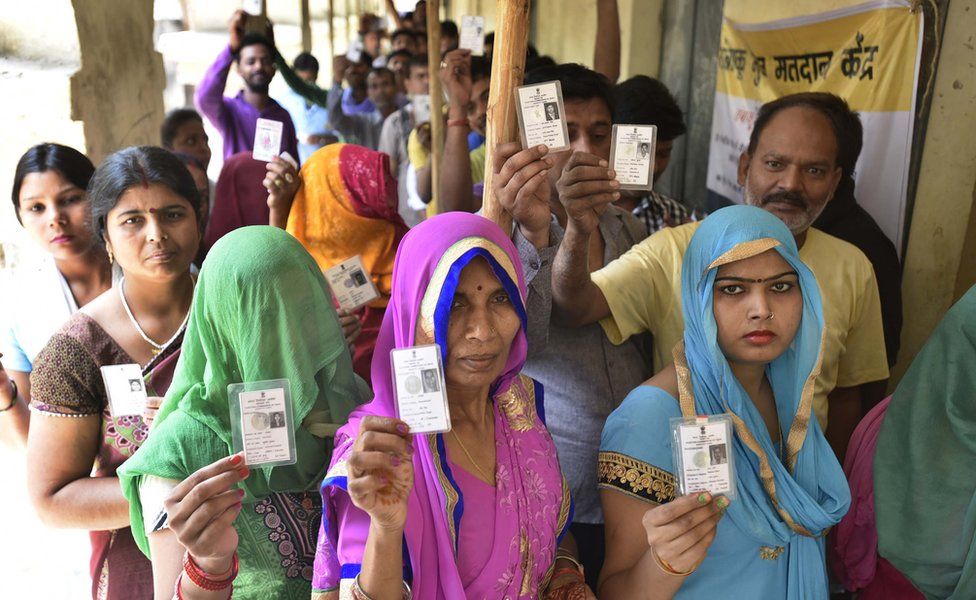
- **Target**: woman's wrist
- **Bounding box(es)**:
[189,552,234,577]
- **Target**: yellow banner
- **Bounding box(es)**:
[715,4,920,112]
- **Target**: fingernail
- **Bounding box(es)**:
[538,145,547,152]
[237,489,245,498]
[396,422,410,435]
[391,455,400,467]
[612,192,621,199]
[698,493,709,505]
[238,467,250,478]
[608,170,616,178]
[406,444,414,455]
[599,160,609,167]
[610,180,620,188]
[716,497,728,509]
[229,454,243,466]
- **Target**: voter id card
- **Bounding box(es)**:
[100,364,148,417]
[670,414,736,500]
[390,344,451,434]
[228,379,296,468]
[459,15,486,55]
[253,118,283,162]
[610,124,657,191]
[514,80,570,152]
[324,255,381,311]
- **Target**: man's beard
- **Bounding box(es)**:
[245,78,270,94]
[743,183,823,235]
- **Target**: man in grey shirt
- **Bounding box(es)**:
[327,57,398,150]
[491,64,652,590]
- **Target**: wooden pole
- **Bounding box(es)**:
[328,0,336,60]
[300,0,312,53]
[426,0,444,216]
[482,0,530,231]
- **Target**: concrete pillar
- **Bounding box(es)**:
[69,0,166,163]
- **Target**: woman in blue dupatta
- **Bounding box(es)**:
[597,205,850,599]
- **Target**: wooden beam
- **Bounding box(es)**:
[426,0,444,216]
[482,0,530,231]
[329,0,336,60]
[300,0,312,53]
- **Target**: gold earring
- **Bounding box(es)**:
[107,248,114,265]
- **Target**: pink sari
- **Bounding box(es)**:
[312,213,573,598]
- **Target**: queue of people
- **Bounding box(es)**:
[3,1,965,599]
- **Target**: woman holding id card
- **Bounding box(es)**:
[313,213,589,600]
[597,206,849,599]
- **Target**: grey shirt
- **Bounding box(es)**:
[378,107,425,228]
[517,206,653,524]
[327,84,386,150]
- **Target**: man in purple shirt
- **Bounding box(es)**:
[196,10,299,161]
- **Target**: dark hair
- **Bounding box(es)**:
[293,51,319,73]
[524,55,556,74]
[440,20,459,38]
[392,28,415,42]
[470,56,492,83]
[368,67,396,84]
[89,146,202,244]
[12,144,95,223]
[747,92,862,179]
[233,33,274,61]
[160,108,203,149]
[524,63,613,116]
[485,31,495,46]
[406,53,428,75]
[613,76,686,141]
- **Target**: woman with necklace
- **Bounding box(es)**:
[26,146,202,600]
[0,144,112,448]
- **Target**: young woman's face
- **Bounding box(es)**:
[17,170,98,260]
[104,183,200,282]
[418,257,521,392]
[712,249,802,367]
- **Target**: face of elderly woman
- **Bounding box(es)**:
[712,249,803,367]
[419,256,521,392]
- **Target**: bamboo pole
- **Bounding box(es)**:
[329,0,336,61]
[426,0,444,216]
[300,0,312,52]
[482,0,530,232]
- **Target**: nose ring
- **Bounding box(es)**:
[766,312,775,320]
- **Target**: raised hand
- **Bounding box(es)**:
[229,10,247,53]
[556,151,620,236]
[164,453,249,575]
[347,416,414,531]
[491,142,554,249]
[642,492,728,574]
[264,156,302,223]
[440,48,473,109]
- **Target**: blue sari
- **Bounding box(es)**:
[598,205,850,599]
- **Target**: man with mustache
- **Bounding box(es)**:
[196,10,299,161]
[548,92,889,462]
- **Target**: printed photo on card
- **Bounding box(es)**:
[459,15,486,55]
[228,379,296,467]
[391,344,451,434]
[412,94,432,124]
[610,124,657,191]
[325,255,381,311]
[100,364,148,418]
[253,118,284,162]
[346,39,364,64]
[670,414,736,499]
[515,81,570,152]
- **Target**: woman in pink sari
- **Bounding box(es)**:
[312,212,591,599]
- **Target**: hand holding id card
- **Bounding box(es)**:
[229,379,297,468]
[253,118,284,162]
[100,364,148,418]
[325,255,381,311]
[670,414,736,499]
[391,345,451,434]
[610,124,657,191]
[515,81,570,153]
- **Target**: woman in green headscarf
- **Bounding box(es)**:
[118,226,369,600]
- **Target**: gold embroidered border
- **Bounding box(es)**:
[427,434,460,550]
[759,546,785,561]
[706,237,781,271]
[418,237,522,340]
[496,374,538,432]
[597,451,676,504]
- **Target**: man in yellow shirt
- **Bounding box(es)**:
[550,92,889,460]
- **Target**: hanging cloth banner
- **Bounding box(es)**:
[705,0,923,251]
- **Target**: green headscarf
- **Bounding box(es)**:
[119,226,369,556]
[875,284,976,599]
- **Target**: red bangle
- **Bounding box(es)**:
[182,551,238,591]
[447,118,469,128]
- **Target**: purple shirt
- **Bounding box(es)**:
[195,45,299,161]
